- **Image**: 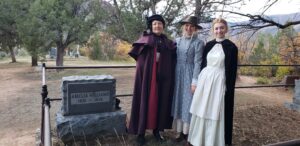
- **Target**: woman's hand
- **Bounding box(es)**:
[191,85,196,94]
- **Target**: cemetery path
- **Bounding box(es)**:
[0,64,41,146]
[0,62,298,146]
[235,76,293,106]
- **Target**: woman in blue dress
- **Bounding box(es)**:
[171,16,204,142]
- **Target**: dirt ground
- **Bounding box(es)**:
[1,59,300,146]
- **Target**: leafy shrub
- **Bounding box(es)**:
[239,67,253,76]
[256,77,271,84]
[17,48,29,56]
[0,51,7,59]
[79,47,87,56]
[114,40,132,60]
[253,67,272,77]
[87,32,116,61]
[276,67,292,81]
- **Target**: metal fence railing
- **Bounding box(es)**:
[39,63,299,146]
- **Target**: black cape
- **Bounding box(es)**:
[201,39,238,145]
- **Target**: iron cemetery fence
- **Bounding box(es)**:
[39,63,299,146]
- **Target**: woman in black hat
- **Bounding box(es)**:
[171,15,205,143]
[128,14,176,145]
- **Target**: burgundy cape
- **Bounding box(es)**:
[201,39,238,145]
[128,33,176,135]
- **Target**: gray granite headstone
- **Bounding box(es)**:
[56,75,127,144]
[61,75,116,116]
[49,48,57,59]
[285,80,300,111]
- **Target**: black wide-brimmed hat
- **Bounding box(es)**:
[180,16,202,29]
[146,14,165,30]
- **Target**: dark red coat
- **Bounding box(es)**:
[128,33,176,134]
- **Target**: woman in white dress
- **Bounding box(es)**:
[188,18,238,146]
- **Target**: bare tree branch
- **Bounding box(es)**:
[220,10,300,29]
[261,0,278,15]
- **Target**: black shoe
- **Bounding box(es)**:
[185,141,193,146]
[136,135,146,146]
[153,129,165,142]
[175,132,186,142]
[115,98,121,110]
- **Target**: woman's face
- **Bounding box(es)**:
[152,20,164,35]
[213,22,227,39]
[183,23,197,37]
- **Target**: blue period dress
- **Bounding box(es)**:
[171,35,204,134]
[188,39,226,146]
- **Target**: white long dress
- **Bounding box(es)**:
[188,41,226,146]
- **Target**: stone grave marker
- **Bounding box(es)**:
[56,75,126,144]
[61,75,116,115]
[49,48,57,59]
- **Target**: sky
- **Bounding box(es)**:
[240,0,299,15]
[219,0,300,22]
[156,0,300,22]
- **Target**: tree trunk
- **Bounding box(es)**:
[9,46,16,63]
[56,44,65,72]
[56,46,65,67]
[31,55,38,66]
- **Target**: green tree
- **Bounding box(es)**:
[269,33,280,55]
[106,11,145,43]
[28,0,104,67]
[247,34,276,77]
[89,33,103,60]
[266,33,281,76]
[249,34,268,64]
[278,26,300,74]
[16,0,50,66]
[0,0,27,63]
[17,2,49,66]
[107,0,172,43]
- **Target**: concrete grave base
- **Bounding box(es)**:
[285,102,300,112]
[56,110,127,144]
[285,80,300,112]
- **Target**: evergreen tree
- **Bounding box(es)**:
[26,0,105,67]
[0,0,27,63]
